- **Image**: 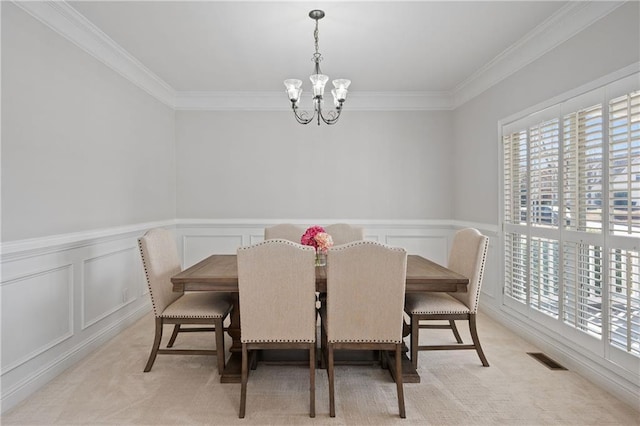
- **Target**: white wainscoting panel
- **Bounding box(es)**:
[82,246,141,329]
[0,220,171,413]
[1,264,73,373]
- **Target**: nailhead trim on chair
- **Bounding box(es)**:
[162,314,226,319]
[329,240,405,253]
[328,339,403,343]
[241,339,316,343]
[138,237,161,318]
[237,238,315,252]
[470,235,489,314]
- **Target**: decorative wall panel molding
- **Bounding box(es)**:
[0,221,166,413]
[1,264,73,374]
[82,246,142,329]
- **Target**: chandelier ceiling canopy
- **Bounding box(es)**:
[284,10,351,126]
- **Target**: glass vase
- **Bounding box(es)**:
[315,249,327,267]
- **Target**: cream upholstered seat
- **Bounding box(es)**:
[138,228,232,373]
[323,241,408,418]
[237,239,317,418]
[404,228,490,368]
[324,223,364,245]
[263,223,306,242]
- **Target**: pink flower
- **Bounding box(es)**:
[301,225,326,249]
[314,232,333,254]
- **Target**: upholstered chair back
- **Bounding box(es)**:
[326,241,407,343]
[264,224,306,243]
[237,240,317,343]
[325,223,364,245]
[446,228,489,313]
[138,228,183,317]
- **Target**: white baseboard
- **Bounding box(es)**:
[481,303,640,410]
[1,301,150,414]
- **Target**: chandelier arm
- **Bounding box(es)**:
[292,105,316,125]
[319,107,343,125]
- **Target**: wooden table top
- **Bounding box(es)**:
[172,254,469,293]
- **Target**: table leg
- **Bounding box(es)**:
[387,318,420,383]
[220,293,242,383]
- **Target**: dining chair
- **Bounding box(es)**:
[263,223,306,242]
[138,228,233,373]
[325,223,364,245]
[322,241,408,418]
[237,239,317,418]
[404,228,490,369]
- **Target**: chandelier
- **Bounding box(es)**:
[284,10,351,126]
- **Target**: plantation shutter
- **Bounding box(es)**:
[563,242,603,338]
[609,248,640,356]
[563,105,604,232]
[502,73,639,363]
[504,232,527,303]
[608,90,640,236]
[529,119,560,227]
[530,237,559,317]
[503,131,527,225]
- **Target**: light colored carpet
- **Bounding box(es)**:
[2,312,638,425]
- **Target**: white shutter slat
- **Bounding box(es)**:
[608,91,640,237]
[530,119,560,227]
[563,242,603,338]
[530,237,560,318]
[609,248,640,356]
[564,104,603,232]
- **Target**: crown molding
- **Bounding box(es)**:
[14,0,626,111]
[174,91,454,111]
[452,0,626,108]
[12,0,176,107]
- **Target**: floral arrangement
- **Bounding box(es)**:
[301,225,334,254]
[314,232,333,254]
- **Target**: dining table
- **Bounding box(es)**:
[171,254,469,383]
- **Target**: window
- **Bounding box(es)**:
[502,73,639,360]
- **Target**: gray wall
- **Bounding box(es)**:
[175,110,453,220]
[451,2,640,224]
[1,3,176,241]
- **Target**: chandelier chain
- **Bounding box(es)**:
[313,19,322,64]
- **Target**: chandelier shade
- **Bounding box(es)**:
[284,10,350,125]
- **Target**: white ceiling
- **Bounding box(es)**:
[66,1,568,93]
[18,1,624,109]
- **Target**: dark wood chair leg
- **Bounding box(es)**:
[309,343,316,418]
[167,324,181,348]
[144,317,163,372]
[328,344,335,417]
[449,320,463,343]
[239,343,248,418]
[469,314,489,367]
[215,318,226,374]
[395,344,406,418]
[319,306,328,369]
[410,314,420,370]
